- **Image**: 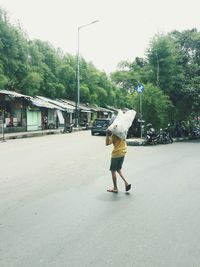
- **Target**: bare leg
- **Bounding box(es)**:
[117,169,128,186]
[107,171,118,192]
[117,169,131,191]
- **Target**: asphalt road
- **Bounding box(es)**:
[0,132,200,267]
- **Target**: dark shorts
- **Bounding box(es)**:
[109,156,125,171]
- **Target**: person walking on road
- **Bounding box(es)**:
[106,131,131,193]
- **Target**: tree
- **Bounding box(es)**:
[21,72,42,96]
[131,84,173,129]
[0,9,29,91]
[169,29,200,119]
[147,34,177,92]
[0,8,121,108]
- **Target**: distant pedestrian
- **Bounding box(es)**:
[106,131,131,193]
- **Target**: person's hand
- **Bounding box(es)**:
[106,130,112,136]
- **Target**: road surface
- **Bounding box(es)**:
[0,132,200,267]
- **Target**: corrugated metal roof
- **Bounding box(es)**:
[0,90,29,99]
[61,99,76,107]
[36,96,75,111]
[89,106,99,112]
[98,107,114,113]
[87,105,113,113]
[105,105,119,112]
[79,104,91,111]
[29,97,62,110]
[61,99,91,112]
[54,99,75,111]
[0,90,114,113]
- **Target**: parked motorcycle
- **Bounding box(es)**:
[145,124,158,145]
[80,121,90,130]
[161,124,173,144]
[63,123,74,133]
[192,125,200,137]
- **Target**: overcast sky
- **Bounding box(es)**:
[1,0,200,73]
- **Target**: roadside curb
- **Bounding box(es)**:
[0,127,85,141]
[126,139,145,146]
[126,136,200,146]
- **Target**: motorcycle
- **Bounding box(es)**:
[192,125,200,137]
[160,125,173,144]
[145,124,158,145]
[80,121,90,130]
[63,123,74,133]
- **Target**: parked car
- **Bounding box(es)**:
[91,118,112,135]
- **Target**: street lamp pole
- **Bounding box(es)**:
[140,93,143,138]
[135,83,145,138]
[1,108,5,142]
[76,20,99,127]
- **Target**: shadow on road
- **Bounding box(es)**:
[96,192,131,202]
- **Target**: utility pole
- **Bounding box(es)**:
[135,83,145,138]
[156,52,160,87]
[1,108,5,142]
[76,20,99,127]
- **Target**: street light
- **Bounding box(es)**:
[76,20,99,127]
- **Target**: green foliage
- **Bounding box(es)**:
[147,30,200,121]
[80,84,90,103]
[0,8,119,107]
[132,84,173,129]
[147,34,177,92]
[111,29,200,128]
[0,7,199,130]
[0,10,29,91]
[21,72,42,96]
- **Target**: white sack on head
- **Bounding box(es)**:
[108,109,136,140]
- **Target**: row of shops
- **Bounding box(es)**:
[0,90,116,133]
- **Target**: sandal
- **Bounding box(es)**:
[125,184,131,192]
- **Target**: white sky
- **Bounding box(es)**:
[0,0,200,73]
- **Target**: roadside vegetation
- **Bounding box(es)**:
[0,8,199,129]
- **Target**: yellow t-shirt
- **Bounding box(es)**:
[107,134,127,158]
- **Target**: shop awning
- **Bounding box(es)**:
[36,96,75,113]
[61,99,91,113]
[29,97,63,110]
[0,90,29,99]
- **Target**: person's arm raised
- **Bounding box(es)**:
[106,131,112,146]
